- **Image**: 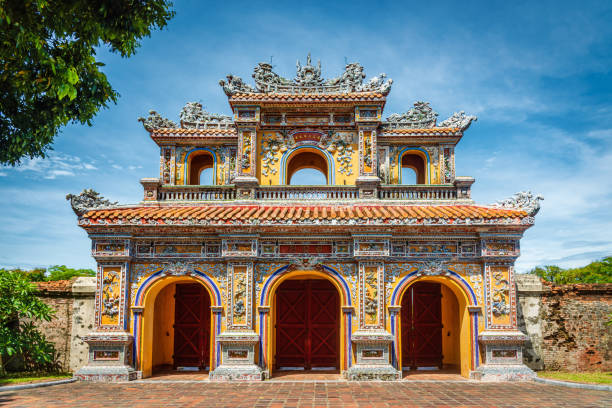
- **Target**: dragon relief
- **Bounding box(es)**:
[66,189,117,216]
[493,191,544,216]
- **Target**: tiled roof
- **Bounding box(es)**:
[229,92,386,102]
[380,127,459,134]
[150,128,237,136]
[81,204,528,226]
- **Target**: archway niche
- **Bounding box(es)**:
[286,150,328,185]
[188,152,214,185]
[401,152,426,184]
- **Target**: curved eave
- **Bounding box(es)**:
[77,204,534,231]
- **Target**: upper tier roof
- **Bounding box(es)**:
[220,54,393,97]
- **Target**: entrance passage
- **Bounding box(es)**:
[173,283,210,369]
[275,279,339,369]
[401,282,443,369]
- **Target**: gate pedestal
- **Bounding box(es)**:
[75,332,137,382]
[209,332,264,381]
[344,331,401,381]
[473,331,535,381]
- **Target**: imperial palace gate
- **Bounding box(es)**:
[68,55,542,382]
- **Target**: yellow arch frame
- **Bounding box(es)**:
[399,149,430,184]
[138,275,217,378]
[396,276,473,377]
[263,270,349,375]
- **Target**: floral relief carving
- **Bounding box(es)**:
[101,269,120,320]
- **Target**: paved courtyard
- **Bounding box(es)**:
[1,380,611,407]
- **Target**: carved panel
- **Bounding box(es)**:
[97,264,127,329]
[354,239,389,257]
[484,264,516,329]
[227,263,253,330]
[222,240,257,257]
[359,130,377,176]
[92,240,129,257]
[359,262,384,329]
[482,240,520,258]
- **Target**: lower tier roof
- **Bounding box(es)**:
[80,204,529,226]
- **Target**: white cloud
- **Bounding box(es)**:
[3,152,98,179]
[0,171,7,177]
[112,164,123,170]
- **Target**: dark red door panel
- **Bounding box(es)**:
[401,282,443,369]
[173,283,210,369]
[275,279,339,369]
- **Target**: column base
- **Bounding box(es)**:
[75,332,136,382]
[476,330,535,381]
[346,330,400,381]
[344,365,401,381]
[209,331,264,381]
[75,365,138,382]
[209,364,265,381]
[471,364,536,382]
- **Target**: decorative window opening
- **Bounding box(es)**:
[286,150,328,185]
[188,153,214,185]
[401,153,426,184]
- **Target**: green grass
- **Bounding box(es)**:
[538,371,612,385]
[0,373,72,386]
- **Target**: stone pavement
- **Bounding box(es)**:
[1,380,611,407]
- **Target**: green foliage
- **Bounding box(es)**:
[0,0,175,165]
[528,256,612,284]
[0,269,58,373]
[1,265,95,281]
[45,265,95,281]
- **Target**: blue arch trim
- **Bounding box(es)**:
[184,147,217,185]
[134,268,222,306]
[259,264,351,306]
[390,269,477,305]
[397,147,430,184]
[279,145,335,185]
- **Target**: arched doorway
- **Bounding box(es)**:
[399,279,464,376]
[187,151,214,185]
[139,276,214,378]
[400,151,427,184]
[286,149,329,185]
[274,278,339,371]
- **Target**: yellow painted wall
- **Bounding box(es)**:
[257,131,359,186]
[441,284,460,367]
[152,283,175,369]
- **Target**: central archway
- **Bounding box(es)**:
[275,278,339,370]
[259,267,351,377]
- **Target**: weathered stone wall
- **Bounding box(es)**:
[516,274,612,371]
[34,277,95,373]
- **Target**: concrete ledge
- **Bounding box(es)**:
[0,378,76,392]
[534,376,612,391]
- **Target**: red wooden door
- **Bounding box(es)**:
[173,283,210,369]
[401,282,443,369]
[275,279,339,369]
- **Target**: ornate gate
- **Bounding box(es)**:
[275,279,339,369]
[173,283,210,369]
[401,281,443,369]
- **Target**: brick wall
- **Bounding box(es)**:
[517,274,612,371]
[33,277,95,373]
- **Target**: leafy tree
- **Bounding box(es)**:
[0,269,56,375]
[0,0,175,165]
[45,265,95,281]
[528,256,612,284]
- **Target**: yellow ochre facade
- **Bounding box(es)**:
[68,55,542,382]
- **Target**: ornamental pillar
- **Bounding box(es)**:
[210,241,264,380]
[344,261,401,380]
[75,260,137,381]
[474,261,535,381]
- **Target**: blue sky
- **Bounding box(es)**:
[1,0,611,272]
